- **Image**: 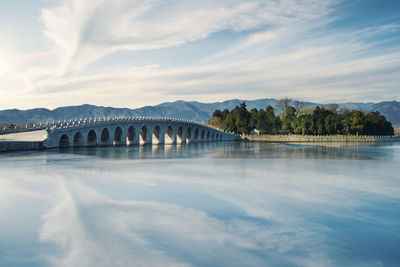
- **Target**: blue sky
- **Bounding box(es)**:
[0,0,399,109]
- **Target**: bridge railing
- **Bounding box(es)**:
[46,116,235,135]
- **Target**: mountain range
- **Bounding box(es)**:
[1,99,399,127]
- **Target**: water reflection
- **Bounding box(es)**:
[57,142,224,159]
[55,142,395,162]
[213,142,395,161]
[0,142,399,266]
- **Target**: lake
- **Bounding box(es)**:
[1,142,399,267]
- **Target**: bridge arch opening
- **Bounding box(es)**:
[152,125,162,144]
[127,126,136,145]
[186,127,192,143]
[113,126,123,145]
[101,128,110,145]
[73,132,84,147]
[194,128,199,141]
[59,134,70,147]
[87,130,97,146]
[216,134,219,141]
[165,126,174,144]
[201,129,205,141]
[177,126,183,144]
[212,132,215,141]
[206,131,210,141]
[140,125,148,144]
[219,134,223,141]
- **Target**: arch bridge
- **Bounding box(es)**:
[44,117,237,148]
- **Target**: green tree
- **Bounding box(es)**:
[249,108,259,130]
[235,102,251,134]
[351,110,366,136]
[325,114,342,134]
[281,106,297,134]
[222,113,236,133]
[300,115,314,135]
[207,102,393,136]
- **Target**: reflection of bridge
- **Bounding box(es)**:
[44,117,237,148]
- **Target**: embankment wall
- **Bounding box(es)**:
[0,141,44,153]
[245,135,400,143]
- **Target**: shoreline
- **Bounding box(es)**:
[244,134,400,143]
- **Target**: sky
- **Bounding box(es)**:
[0,0,399,110]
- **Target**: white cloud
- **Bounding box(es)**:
[1,0,399,109]
[41,0,325,74]
[23,48,400,105]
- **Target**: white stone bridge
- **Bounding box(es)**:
[44,117,237,148]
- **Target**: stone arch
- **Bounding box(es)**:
[201,129,205,141]
[59,134,70,147]
[194,128,199,141]
[186,127,192,143]
[152,125,162,144]
[87,130,97,146]
[206,131,210,141]
[73,131,84,146]
[177,126,184,144]
[127,126,136,145]
[113,126,123,145]
[165,125,174,144]
[140,125,148,144]
[100,128,110,145]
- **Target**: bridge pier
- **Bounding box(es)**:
[139,124,150,145]
[151,125,163,145]
[163,126,175,145]
[112,126,126,146]
[175,126,185,144]
[186,126,192,144]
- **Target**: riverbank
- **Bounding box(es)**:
[245,134,400,143]
[0,130,47,152]
[0,140,44,152]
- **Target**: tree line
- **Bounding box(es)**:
[208,100,394,136]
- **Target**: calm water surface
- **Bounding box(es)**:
[0,142,399,267]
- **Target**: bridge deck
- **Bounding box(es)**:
[0,130,47,142]
[44,117,237,148]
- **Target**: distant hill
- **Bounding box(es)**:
[1,99,399,127]
[369,101,400,128]
[337,101,400,127]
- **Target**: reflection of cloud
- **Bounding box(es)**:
[2,145,399,266]
[0,179,53,200]
[39,178,330,266]
[40,179,189,267]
